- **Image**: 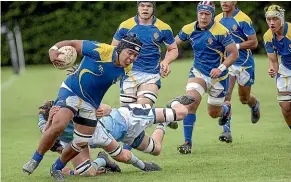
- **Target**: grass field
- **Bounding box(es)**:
[1,56,290,182]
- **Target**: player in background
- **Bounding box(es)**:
[112,1,178,150]
[23,34,144,181]
[215,1,260,143]
[263,5,291,130]
[175,1,239,154]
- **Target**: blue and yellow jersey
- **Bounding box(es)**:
[215,8,256,66]
[263,22,291,69]
[178,21,234,77]
[114,16,175,74]
[64,41,131,109]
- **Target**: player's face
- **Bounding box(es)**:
[220,1,236,12]
[198,11,212,29]
[266,16,282,32]
[119,49,139,67]
[138,2,154,20]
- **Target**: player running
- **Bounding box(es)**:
[215,1,260,143]
[175,1,238,154]
[263,5,291,130]
[112,1,178,107]
[23,34,144,181]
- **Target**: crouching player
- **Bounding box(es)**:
[37,101,121,176]
[263,5,291,130]
[40,95,194,177]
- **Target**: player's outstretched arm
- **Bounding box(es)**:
[267,53,279,78]
[96,104,112,118]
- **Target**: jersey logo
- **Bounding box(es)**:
[99,65,104,74]
[154,32,159,40]
[208,37,213,45]
[232,24,237,32]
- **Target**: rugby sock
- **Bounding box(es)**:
[128,153,145,170]
[221,104,230,116]
[92,158,106,170]
[183,114,196,146]
[52,158,66,171]
[223,117,231,133]
[123,144,132,150]
[32,150,43,163]
[250,100,259,111]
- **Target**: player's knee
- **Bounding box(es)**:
[151,142,161,156]
[239,96,249,104]
[143,137,158,155]
[71,130,91,153]
[137,91,158,105]
[208,110,220,118]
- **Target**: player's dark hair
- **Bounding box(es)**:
[116,33,143,55]
[137,1,156,15]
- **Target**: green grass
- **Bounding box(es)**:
[1,56,290,182]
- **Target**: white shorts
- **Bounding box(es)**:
[120,71,161,95]
[229,65,255,86]
[277,64,291,92]
[89,122,114,148]
[55,83,97,121]
[187,67,229,106]
[118,104,155,145]
[89,104,155,147]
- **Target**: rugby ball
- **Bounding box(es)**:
[55,46,77,69]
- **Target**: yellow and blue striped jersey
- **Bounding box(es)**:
[114,16,175,74]
[215,8,256,66]
[263,22,291,69]
[64,41,130,109]
[178,21,234,77]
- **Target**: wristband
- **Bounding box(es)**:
[236,44,240,50]
[49,45,59,51]
[218,64,227,72]
[69,170,75,175]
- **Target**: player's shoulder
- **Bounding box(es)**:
[209,21,229,36]
[181,22,196,34]
[119,17,137,30]
[95,43,116,62]
[263,29,273,42]
[214,13,224,22]
[154,18,172,31]
[234,9,252,24]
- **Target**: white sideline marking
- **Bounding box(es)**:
[1,70,26,90]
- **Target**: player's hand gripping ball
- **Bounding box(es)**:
[54,46,77,69]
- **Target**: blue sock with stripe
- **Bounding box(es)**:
[32,150,43,163]
[52,157,66,171]
[223,117,231,133]
[183,114,196,146]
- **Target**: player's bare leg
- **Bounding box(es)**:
[278,92,291,129]
[50,123,96,181]
[238,85,260,123]
[136,83,159,106]
[23,108,73,175]
[103,139,161,171]
[219,76,235,143]
[178,78,205,154]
